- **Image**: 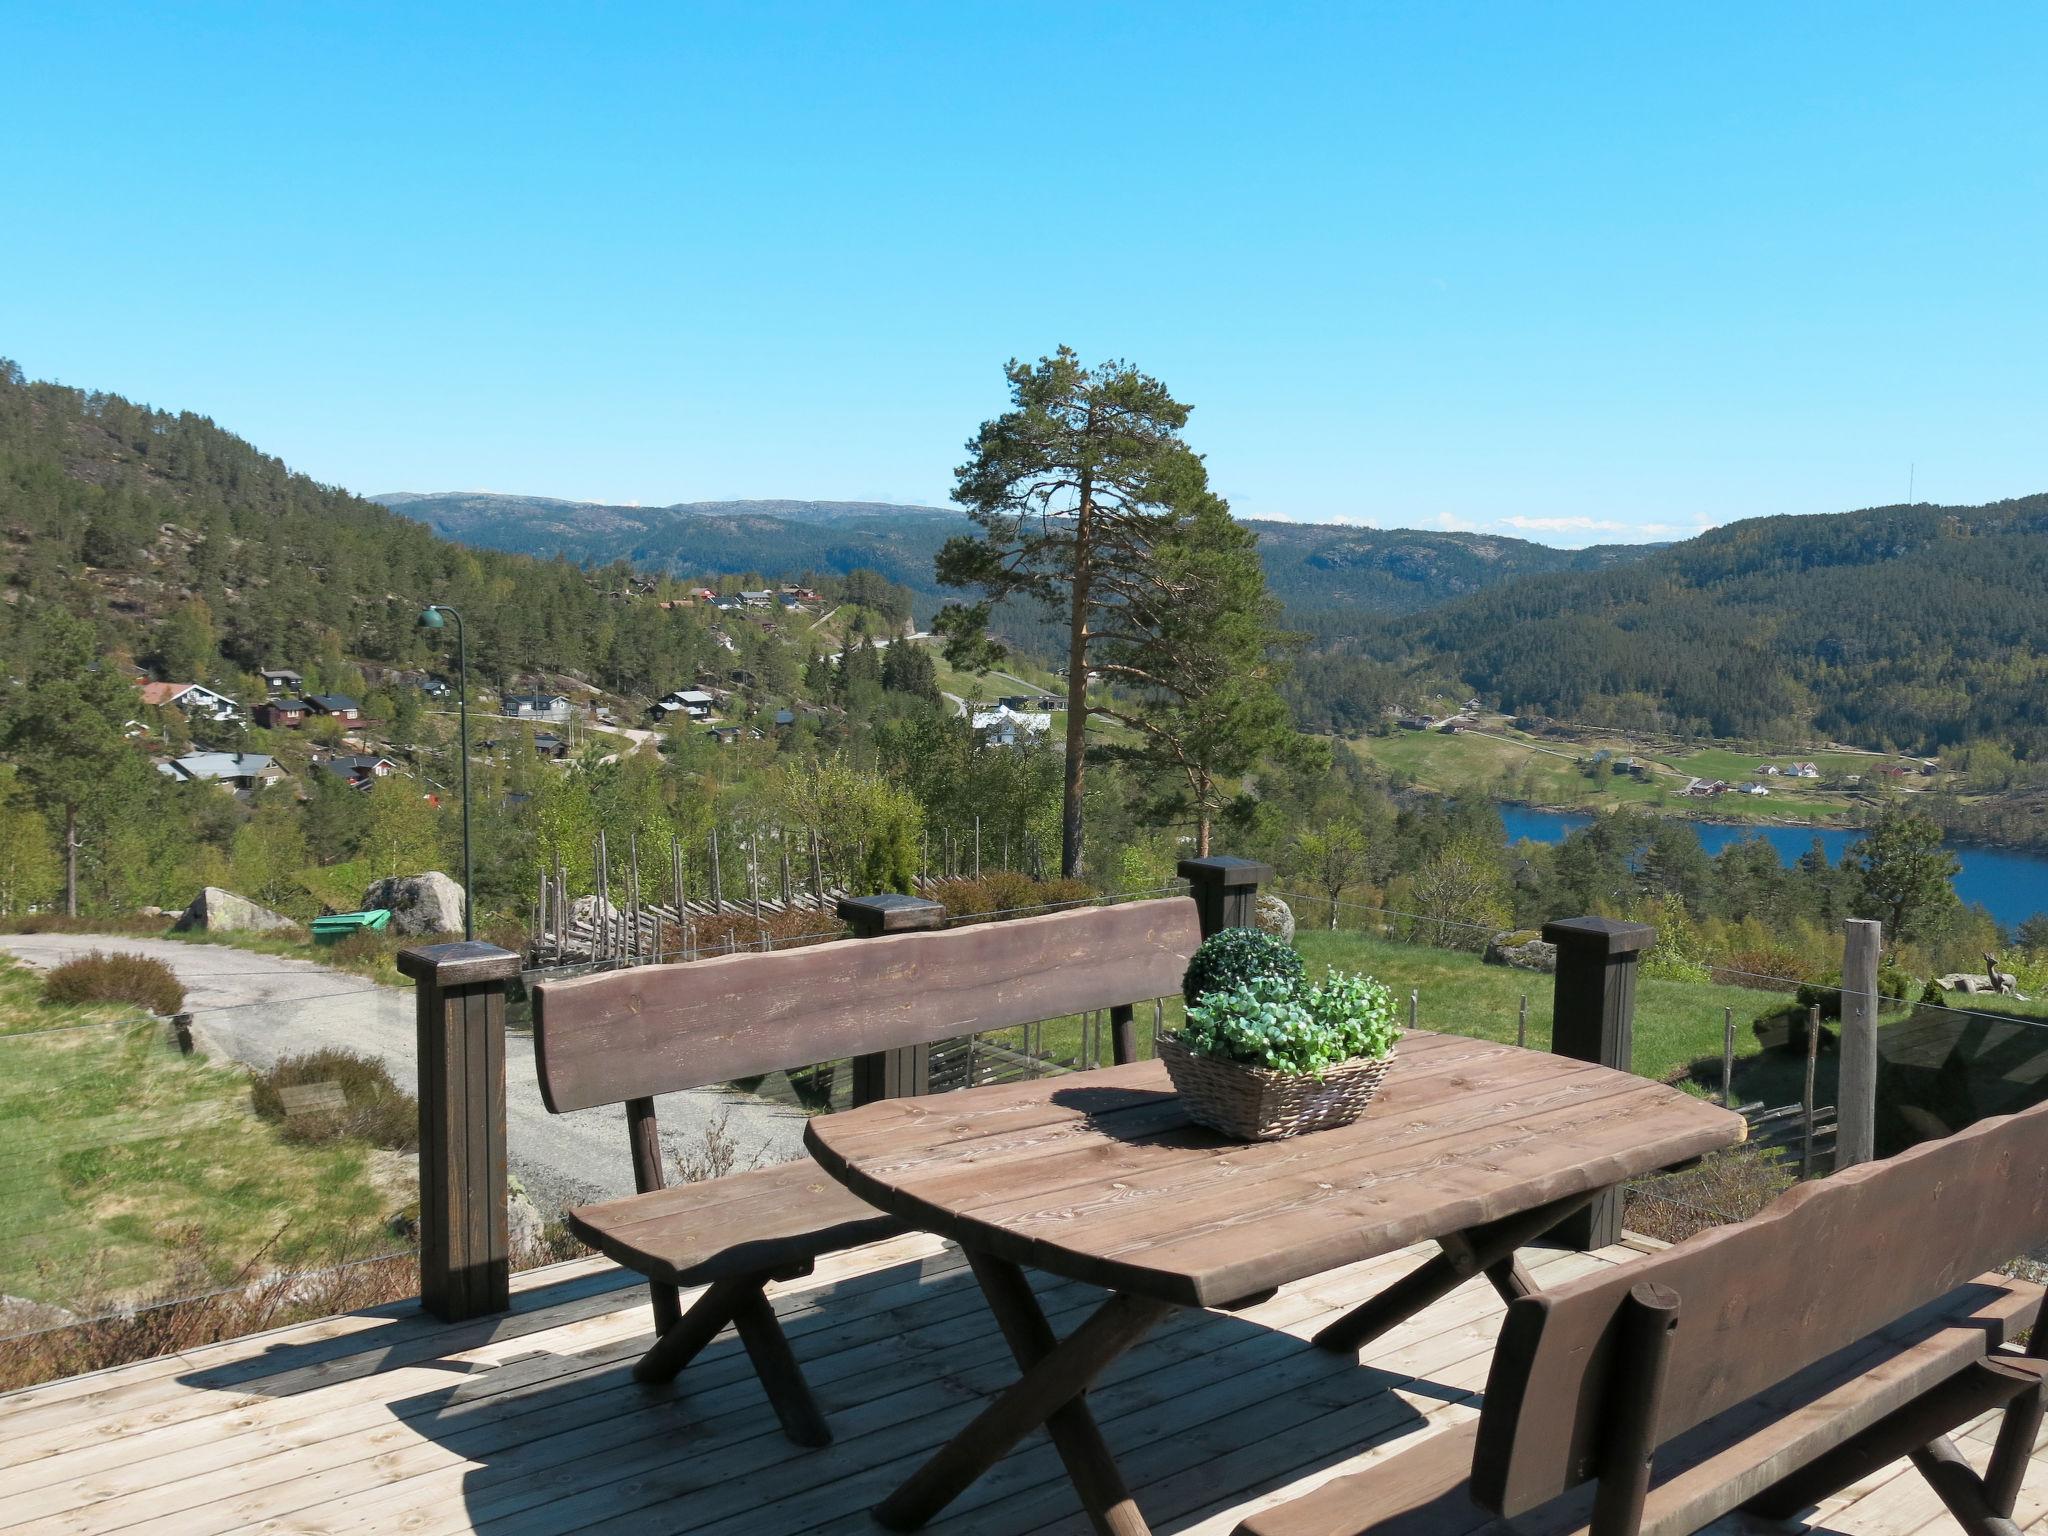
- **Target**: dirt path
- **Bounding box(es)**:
[0,934,808,1219]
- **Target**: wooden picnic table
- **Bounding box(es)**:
[804,1028,1746,1536]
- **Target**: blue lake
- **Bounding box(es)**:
[1495,804,2048,930]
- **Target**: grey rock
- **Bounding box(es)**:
[172,887,297,935]
[507,1176,545,1260]
[0,1293,76,1333]
[1484,930,1557,973]
[361,871,466,937]
[1254,894,1296,945]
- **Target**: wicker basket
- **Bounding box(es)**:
[1157,1034,1396,1141]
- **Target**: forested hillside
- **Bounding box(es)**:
[1247,520,1649,629]
[379,489,1648,624]
[1348,498,2048,758]
[0,366,746,697]
[379,492,963,621]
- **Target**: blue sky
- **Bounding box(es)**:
[3,4,2043,545]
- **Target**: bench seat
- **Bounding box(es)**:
[566,1158,908,1289]
[1239,1276,2044,1536]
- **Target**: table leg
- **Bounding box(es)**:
[874,1251,1171,1535]
[1312,1188,1598,1354]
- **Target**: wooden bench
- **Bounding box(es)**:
[1236,1097,2048,1536]
[531,895,1203,1445]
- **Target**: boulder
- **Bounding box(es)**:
[1254,894,1296,945]
[361,871,466,937]
[173,886,296,935]
[1484,930,1557,974]
[506,1175,545,1260]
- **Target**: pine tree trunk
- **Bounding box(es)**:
[1060,476,1094,880]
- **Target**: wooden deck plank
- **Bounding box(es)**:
[308,1246,1481,1536]
[7,1234,2047,1536]
[618,1250,1607,1536]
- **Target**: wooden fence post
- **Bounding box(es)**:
[396,940,521,1322]
[1838,918,1883,1167]
[1177,856,1274,940]
[839,894,946,1105]
[1542,915,1655,1250]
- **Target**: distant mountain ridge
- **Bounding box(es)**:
[1358,494,2048,756]
[374,489,1657,621]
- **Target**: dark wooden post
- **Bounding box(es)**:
[839,894,946,1105]
[396,940,521,1322]
[1177,856,1274,940]
[1542,915,1654,1250]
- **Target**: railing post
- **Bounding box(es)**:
[1177,856,1274,940]
[839,893,946,1105]
[396,940,521,1322]
[1838,918,1882,1167]
[1542,915,1655,1251]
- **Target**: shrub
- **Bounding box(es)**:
[1180,970,1399,1077]
[1181,926,1304,1006]
[324,929,396,967]
[42,950,185,1015]
[251,1048,418,1151]
[1793,964,1920,1020]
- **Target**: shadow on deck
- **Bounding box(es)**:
[3,1233,2044,1536]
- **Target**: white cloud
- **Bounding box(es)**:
[1497,515,1633,533]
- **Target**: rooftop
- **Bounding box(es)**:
[5,1228,2026,1535]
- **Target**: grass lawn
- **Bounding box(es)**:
[914,927,1819,1098]
[0,962,398,1312]
[1293,929,1802,1087]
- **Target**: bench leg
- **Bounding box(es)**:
[1745,1357,2046,1523]
[1915,1436,2026,1536]
[1313,1190,1593,1354]
[649,1278,682,1336]
[633,1273,833,1448]
[874,1253,1170,1534]
[634,1276,750,1384]
[731,1281,833,1448]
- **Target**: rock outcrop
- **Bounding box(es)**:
[361,872,466,937]
[1483,930,1557,973]
[172,887,296,934]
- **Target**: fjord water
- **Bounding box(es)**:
[1496,805,2048,930]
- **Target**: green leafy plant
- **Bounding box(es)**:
[1180,969,1398,1077]
[1180,926,1305,1007]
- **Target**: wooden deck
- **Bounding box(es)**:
[5,1231,2047,1536]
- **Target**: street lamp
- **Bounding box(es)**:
[416,604,474,940]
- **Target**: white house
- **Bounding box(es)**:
[502,693,571,723]
[971,705,1052,747]
[135,681,242,722]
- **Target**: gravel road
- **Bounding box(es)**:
[0,934,809,1219]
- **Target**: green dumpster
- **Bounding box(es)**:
[312,909,393,945]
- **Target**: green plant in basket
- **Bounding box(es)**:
[1181,969,1399,1078]
[1180,926,1305,1007]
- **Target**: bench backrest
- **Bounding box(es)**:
[1469,1095,2048,1517]
[531,895,1203,1113]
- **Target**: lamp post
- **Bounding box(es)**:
[416,605,474,940]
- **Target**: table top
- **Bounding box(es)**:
[804,1031,1746,1308]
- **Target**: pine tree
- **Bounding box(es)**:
[939,347,1288,876]
[0,611,150,915]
